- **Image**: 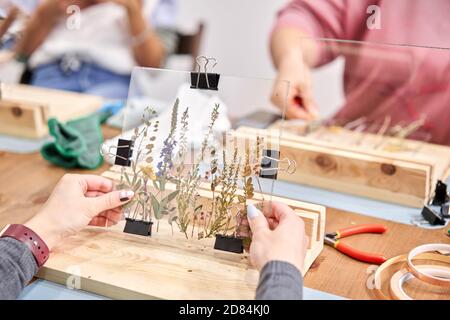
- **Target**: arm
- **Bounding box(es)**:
[270,0,359,119]
[14,0,94,60]
[0,174,134,299]
[14,2,59,59]
[126,3,165,68]
[256,261,303,300]
[0,238,38,300]
[97,0,166,68]
[246,202,308,300]
[271,27,319,69]
[0,6,19,41]
[270,27,319,120]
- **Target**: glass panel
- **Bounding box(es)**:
[284,37,450,147]
[104,65,288,248]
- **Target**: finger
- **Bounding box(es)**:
[98,208,123,218]
[303,96,319,118]
[276,211,306,235]
[267,217,279,230]
[271,78,295,112]
[89,216,119,227]
[286,105,315,120]
[85,190,106,198]
[87,190,134,218]
[81,175,114,193]
[89,210,123,227]
[300,95,319,120]
[262,201,294,223]
[247,204,269,234]
[294,66,319,119]
[291,93,319,120]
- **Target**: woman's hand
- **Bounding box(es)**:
[246,202,308,273]
[271,52,319,120]
[25,174,134,250]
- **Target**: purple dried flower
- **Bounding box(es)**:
[157,138,177,177]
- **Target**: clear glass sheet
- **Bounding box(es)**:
[288,37,450,147]
[110,66,288,244]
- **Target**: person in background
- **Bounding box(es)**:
[0,174,307,300]
[0,0,39,49]
[0,5,19,46]
[270,0,450,145]
[13,0,178,99]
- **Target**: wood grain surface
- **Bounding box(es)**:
[304,208,449,300]
[33,167,324,299]
[234,126,450,208]
[0,84,103,139]
[0,126,448,299]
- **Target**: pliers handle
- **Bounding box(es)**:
[325,224,388,265]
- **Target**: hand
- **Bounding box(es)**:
[271,53,319,120]
[25,174,134,250]
[246,202,308,273]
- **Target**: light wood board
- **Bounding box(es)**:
[35,166,326,300]
[0,84,103,139]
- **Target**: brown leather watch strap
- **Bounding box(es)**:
[0,224,50,268]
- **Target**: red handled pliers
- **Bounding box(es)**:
[324,224,388,265]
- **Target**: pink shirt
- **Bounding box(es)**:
[274,0,450,145]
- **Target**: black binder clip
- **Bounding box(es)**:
[259,149,296,180]
[431,180,449,206]
[100,139,134,167]
[441,203,450,218]
[190,56,220,91]
[421,205,446,226]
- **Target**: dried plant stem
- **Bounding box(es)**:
[175,104,220,238]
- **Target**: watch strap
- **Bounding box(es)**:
[1,224,50,268]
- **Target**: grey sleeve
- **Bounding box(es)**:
[0,238,38,300]
[255,260,303,300]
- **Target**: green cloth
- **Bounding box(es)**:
[41,111,110,169]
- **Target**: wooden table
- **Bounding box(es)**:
[0,127,117,227]
[0,126,448,300]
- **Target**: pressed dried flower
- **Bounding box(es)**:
[175,104,221,239]
[141,165,157,181]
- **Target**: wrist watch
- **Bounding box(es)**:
[0,224,50,268]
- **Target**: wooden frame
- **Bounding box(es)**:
[233,126,450,208]
[0,84,103,139]
[35,166,325,300]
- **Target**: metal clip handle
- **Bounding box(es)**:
[100,139,134,166]
[191,56,220,90]
[260,156,297,175]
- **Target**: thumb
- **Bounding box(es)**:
[88,190,134,215]
[247,204,269,234]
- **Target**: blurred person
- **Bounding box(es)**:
[270,0,450,145]
[0,0,39,49]
[13,0,178,99]
[0,5,19,43]
[0,174,307,300]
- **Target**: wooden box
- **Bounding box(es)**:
[0,84,103,139]
[35,166,326,300]
[233,126,450,208]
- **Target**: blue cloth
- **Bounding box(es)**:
[31,62,131,100]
